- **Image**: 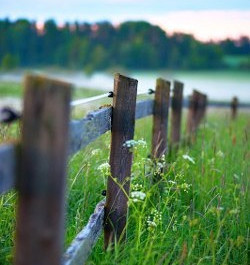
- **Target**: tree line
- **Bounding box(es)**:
[0,18,249,71]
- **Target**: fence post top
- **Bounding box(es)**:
[173,80,184,87]
[114,73,138,84]
[24,74,73,91]
[156,78,171,87]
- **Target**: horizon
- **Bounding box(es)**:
[1,0,250,41]
[1,16,250,44]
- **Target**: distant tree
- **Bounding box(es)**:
[0,18,248,71]
[1,54,19,70]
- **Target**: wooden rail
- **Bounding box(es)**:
[63,200,105,265]
[0,144,16,194]
[0,73,244,265]
[0,99,154,195]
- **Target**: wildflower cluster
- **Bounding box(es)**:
[182,154,195,164]
[123,139,147,152]
[91,148,101,156]
[216,150,225,158]
[154,155,166,176]
[146,209,162,232]
[130,191,146,202]
[97,162,110,176]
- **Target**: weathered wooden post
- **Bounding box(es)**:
[186,90,199,141]
[15,75,72,265]
[231,96,238,120]
[170,80,183,148]
[196,92,204,127]
[151,78,170,159]
[104,74,138,249]
[201,94,207,121]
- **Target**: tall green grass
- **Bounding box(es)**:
[85,113,249,265]
[0,81,249,265]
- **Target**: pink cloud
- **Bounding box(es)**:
[149,10,250,41]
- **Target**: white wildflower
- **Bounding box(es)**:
[233,174,240,180]
[179,183,192,192]
[146,209,162,232]
[229,208,239,215]
[97,162,110,175]
[147,220,157,227]
[123,139,147,150]
[216,150,225,158]
[137,139,147,148]
[130,191,146,201]
[168,180,177,185]
[182,154,195,164]
[91,149,101,156]
[132,183,143,191]
[123,140,136,148]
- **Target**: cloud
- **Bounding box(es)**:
[1,1,250,40]
[148,10,250,41]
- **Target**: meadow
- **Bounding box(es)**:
[0,82,249,265]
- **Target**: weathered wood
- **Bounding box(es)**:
[199,94,207,123]
[63,200,105,265]
[186,90,200,136]
[69,107,112,156]
[135,99,154,119]
[15,75,72,265]
[151,78,170,159]
[170,80,183,146]
[69,99,153,156]
[231,96,238,119]
[104,73,138,249]
[0,99,154,196]
[195,92,205,127]
[0,144,16,194]
[201,94,207,120]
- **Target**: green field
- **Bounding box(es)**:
[0,82,249,265]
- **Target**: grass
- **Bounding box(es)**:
[223,55,250,68]
[0,81,249,265]
[0,81,104,99]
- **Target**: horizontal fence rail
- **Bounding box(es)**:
[0,99,155,195]
[0,94,248,194]
[0,95,248,194]
[63,200,105,265]
[0,144,17,194]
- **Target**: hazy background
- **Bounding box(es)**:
[0,0,249,101]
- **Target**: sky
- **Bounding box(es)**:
[1,0,250,41]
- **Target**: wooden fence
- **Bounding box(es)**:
[0,73,243,265]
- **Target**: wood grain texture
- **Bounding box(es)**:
[63,200,105,265]
[0,100,154,196]
[15,74,72,265]
[0,144,16,194]
[135,99,154,119]
[104,73,138,249]
[196,93,207,125]
[69,107,112,156]
[186,90,200,136]
[69,99,153,156]
[151,78,170,159]
[170,81,183,146]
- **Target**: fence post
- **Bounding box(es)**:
[15,75,72,265]
[186,90,199,140]
[201,94,207,121]
[231,96,238,120]
[104,73,138,249]
[170,80,183,148]
[151,78,170,159]
[196,92,204,127]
